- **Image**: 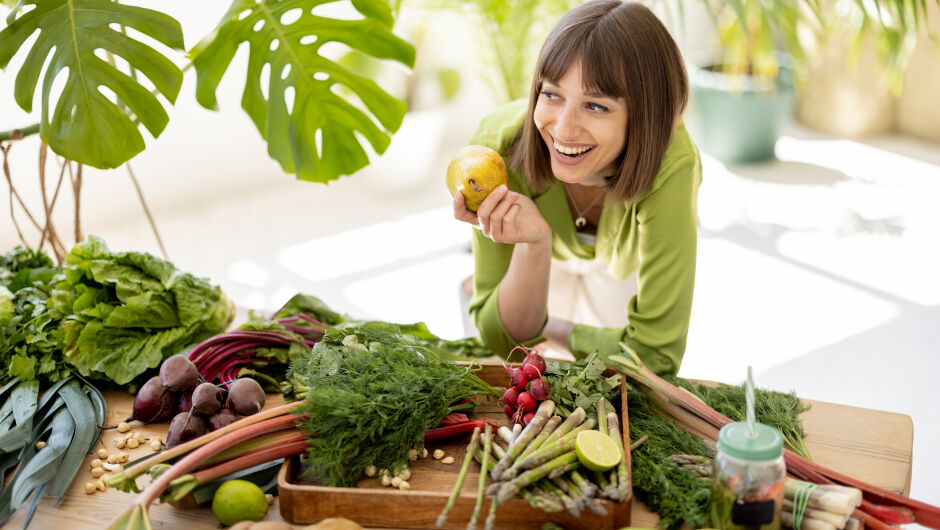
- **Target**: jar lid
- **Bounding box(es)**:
[718,422,783,461]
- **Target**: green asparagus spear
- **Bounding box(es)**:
[484,494,499,530]
[436,427,481,528]
[517,419,596,470]
[500,415,563,480]
[596,398,608,436]
[528,407,585,454]
[607,412,631,502]
[570,470,598,498]
[548,461,580,480]
[496,451,579,504]
[542,479,581,517]
[468,424,492,530]
[490,400,555,480]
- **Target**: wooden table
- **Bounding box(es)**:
[5,391,913,529]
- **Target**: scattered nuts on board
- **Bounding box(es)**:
[391,477,402,488]
[364,465,377,477]
[97,448,109,459]
[118,452,129,463]
[433,449,445,460]
[106,454,119,464]
[421,448,428,459]
[35,441,46,450]
[399,468,412,481]
[407,448,418,461]
[90,459,103,469]
[91,468,106,478]
[441,456,455,465]
[84,482,96,495]
[150,440,162,451]
[266,494,275,505]
[94,479,106,492]
[380,474,391,487]
[102,462,122,473]
[133,432,145,443]
[126,438,140,449]
[115,439,126,449]
[399,481,411,491]
[151,436,162,445]
[117,422,130,433]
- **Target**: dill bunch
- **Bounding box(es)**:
[665,376,812,459]
[290,322,499,487]
[628,387,712,530]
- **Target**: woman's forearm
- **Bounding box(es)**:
[497,239,552,342]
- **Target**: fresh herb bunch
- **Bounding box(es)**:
[666,376,812,459]
[0,247,71,384]
[543,352,621,420]
[290,322,499,487]
[628,386,712,530]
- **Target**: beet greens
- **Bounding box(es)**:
[289,322,500,487]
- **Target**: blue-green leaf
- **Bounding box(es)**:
[191,0,415,184]
[0,0,184,169]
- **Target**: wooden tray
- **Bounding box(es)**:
[278,362,632,529]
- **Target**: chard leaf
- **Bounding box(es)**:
[0,0,184,169]
[190,0,415,184]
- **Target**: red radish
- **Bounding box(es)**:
[504,404,514,418]
[500,387,519,408]
[522,412,536,426]
[516,391,536,413]
[528,378,550,401]
[509,367,527,391]
[127,376,179,424]
[521,349,546,379]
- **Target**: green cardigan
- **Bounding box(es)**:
[466,100,702,375]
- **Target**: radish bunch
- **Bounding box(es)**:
[499,346,550,425]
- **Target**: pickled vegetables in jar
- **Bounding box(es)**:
[711,422,786,530]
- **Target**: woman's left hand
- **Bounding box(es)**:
[459,185,551,246]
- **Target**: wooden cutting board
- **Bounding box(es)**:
[5,389,913,529]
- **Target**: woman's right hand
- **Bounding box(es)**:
[453,185,551,246]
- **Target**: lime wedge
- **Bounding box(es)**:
[575,429,622,472]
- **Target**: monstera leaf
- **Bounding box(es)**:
[0,0,184,168]
[191,0,415,183]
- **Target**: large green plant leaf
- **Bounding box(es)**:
[191,0,416,183]
[0,0,184,168]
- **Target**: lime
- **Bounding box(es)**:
[211,479,269,526]
[575,429,622,472]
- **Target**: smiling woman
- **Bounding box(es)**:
[451,0,702,375]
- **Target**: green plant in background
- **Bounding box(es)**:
[0,0,415,182]
[418,0,577,104]
[683,0,937,84]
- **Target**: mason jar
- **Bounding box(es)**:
[711,422,786,530]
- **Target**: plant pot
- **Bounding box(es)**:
[688,58,795,164]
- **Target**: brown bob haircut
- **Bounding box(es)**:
[510,1,689,203]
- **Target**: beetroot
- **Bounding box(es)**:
[208,408,240,431]
[190,382,223,416]
[160,355,200,392]
[500,387,519,409]
[126,376,179,424]
[165,412,208,448]
[177,387,194,414]
[528,378,550,401]
[225,378,265,416]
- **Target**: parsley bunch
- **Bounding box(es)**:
[543,352,622,421]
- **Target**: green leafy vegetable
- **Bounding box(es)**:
[544,352,621,420]
[0,0,184,169]
[291,322,499,486]
[190,0,416,183]
[56,236,232,385]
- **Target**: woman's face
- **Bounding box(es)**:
[533,59,627,187]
